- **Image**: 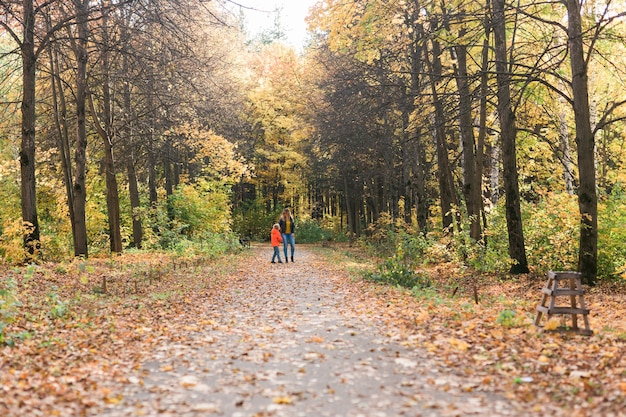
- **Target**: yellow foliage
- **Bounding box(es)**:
[164,123,248,183]
[544,318,561,331]
[0,219,37,264]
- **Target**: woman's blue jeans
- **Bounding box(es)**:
[282,233,295,259]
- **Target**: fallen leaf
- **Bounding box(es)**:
[544,318,560,331]
[104,394,123,405]
[180,375,198,388]
[272,396,293,405]
[448,337,469,351]
[192,403,219,412]
[395,357,417,368]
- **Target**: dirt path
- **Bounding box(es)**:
[95,245,523,417]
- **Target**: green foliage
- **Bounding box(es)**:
[354,191,626,283]
[363,213,434,264]
[598,186,626,279]
[77,261,95,284]
[521,193,579,274]
[47,291,68,320]
[150,291,173,301]
[295,218,332,243]
[496,309,517,327]
[468,190,626,280]
[36,153,75,259]
[170,232,240,258]
[233,198,281,241]
[317,215,349,242]
[85,176,111,254]
[465,205,514,273]
[362,212,397,256]
[364,256,430,289]
[0,276,21,346]
[168,180,231,239]
[137,180,237,256]
[411,286,449,306]
[470,194,578,275]
[362,218,431,289]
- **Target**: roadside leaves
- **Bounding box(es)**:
[1,246,625,416]
[342,256,626,416]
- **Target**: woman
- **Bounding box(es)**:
[278,208,296,263]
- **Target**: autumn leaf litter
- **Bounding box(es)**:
[0,246,624,416]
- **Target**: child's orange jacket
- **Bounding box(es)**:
[271,228,283,246]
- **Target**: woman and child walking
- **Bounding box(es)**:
[271,208,296,263]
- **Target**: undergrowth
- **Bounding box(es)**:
[358,190,626,286]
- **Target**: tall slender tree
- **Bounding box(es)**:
[565,0,597,284]
[88,1,122,253]
[19,0,40,257]
[493,0,529,273]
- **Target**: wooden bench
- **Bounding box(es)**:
[534,271,592,335]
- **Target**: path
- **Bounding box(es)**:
[95,246,522,416]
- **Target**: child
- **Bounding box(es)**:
[270,223,283,263]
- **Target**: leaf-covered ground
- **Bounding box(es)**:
[0,245,624,416]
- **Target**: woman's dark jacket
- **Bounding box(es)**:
[278,216,296,234]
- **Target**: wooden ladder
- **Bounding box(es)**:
[534,271,592,336]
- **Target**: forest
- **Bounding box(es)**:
[1,0,626,415]
[1,0,626,278]
[1,0,626,287]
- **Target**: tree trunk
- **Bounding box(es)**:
[127,157,143,249]
[164,141,174,197]
[72,0,89,257]
[20,0,40,258]
[122,50,143,249]
[426,33,458,232]
[493,0,529,273]
[490,143,500,204]
[454,42,482,241]
[48,38,76,245]
[558,91,575,195]
[148,146,158,205]
[91,5,122,254]
[408,4,430,233]
[415,140,429,233]
[401,122,412,225]
[566,0,597,284]
[343,176,355,241]
[147,92,158,205]
[477,5,492,232]
[103,141,123,253]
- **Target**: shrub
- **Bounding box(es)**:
[475,194,579,275]
[598,186,626,279]
[168,180,231,239]
[362,212,397,256]
[295,218,332,243]
[233,199,281,241]
[364,256,430,289]
[521,192,579,274]
[0,219,36,264]
[363,222,431,289]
